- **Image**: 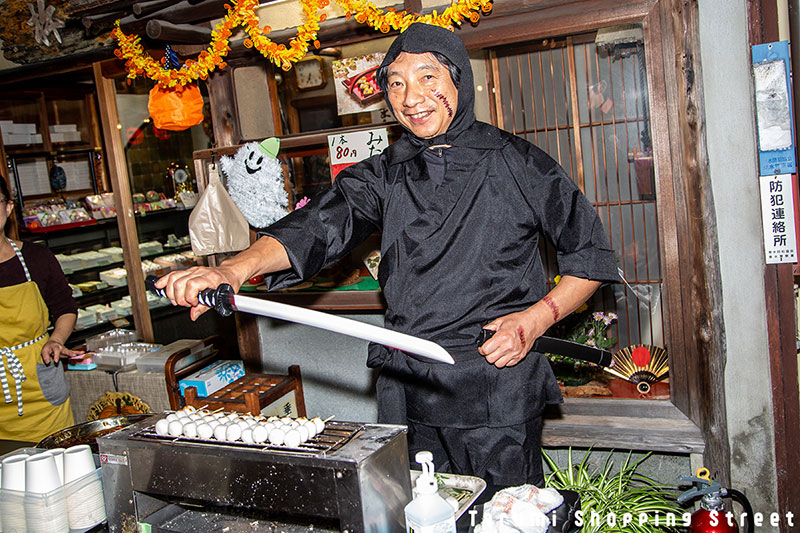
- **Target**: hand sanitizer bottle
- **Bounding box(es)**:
[404,451,457,533]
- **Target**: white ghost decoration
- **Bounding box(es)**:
[220,138,288,229]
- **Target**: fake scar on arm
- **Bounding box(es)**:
[542,295,560,322]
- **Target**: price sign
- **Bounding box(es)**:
[328,128,389,180]
[760,173,798,263]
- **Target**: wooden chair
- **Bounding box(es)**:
[164,336,306,416]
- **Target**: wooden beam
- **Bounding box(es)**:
[92,62,154,343]
[0,138,19,240]
[118,0,227,35]
[82,10,126,30]
[134,0,176,16]
[403,0,422,15]
[749,0,800,526]
[204,68,239,147]
[66,0,138,17]
[146,20,213,43]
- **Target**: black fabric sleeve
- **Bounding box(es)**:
[516,141,619,283]
[261,155,386,290]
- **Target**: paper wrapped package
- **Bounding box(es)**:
[189,166,249,255]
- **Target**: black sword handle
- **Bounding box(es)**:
[476,328,613,367]
[144,275,235,317]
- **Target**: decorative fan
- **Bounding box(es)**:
[603,345,669,394]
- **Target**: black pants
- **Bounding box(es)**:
[407,417,545,488]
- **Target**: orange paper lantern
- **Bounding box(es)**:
[148,83,204,131]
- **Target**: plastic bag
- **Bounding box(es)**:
[188,166,250,256]
[475,485,564,533]
[148,83,204,131]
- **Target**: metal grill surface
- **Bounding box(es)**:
[128,420,364,457]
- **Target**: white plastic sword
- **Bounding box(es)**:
[146,277,455,365]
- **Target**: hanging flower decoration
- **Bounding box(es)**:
[112,0,493,87]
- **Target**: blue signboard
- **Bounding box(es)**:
[753,41,796,176]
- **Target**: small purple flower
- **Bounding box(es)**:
[588,328,595,337]
[295,196,310,209]
[592,312,604,321]
[586,339,596,347]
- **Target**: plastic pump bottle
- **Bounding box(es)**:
[404,451,457,533]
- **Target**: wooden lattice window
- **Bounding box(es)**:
[490,27,665,358]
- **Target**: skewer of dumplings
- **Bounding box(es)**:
[154,406,327,447]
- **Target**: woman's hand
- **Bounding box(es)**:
[41,340,82,364]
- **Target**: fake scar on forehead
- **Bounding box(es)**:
[433,90,453,117]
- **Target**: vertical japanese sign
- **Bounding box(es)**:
[760,174,798,263]
[752,41,796,175]
[328,128,389,180]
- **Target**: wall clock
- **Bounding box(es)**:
[295,57,327,91]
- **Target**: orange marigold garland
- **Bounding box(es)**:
[112,0,493,87]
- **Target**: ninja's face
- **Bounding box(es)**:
[385,52,458,139]
[244,147,266,174]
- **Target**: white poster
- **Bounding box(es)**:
[760,174,798,263]
[328,128,389,179]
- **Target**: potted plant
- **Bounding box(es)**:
[544,448,684,532]
[546,311,618,386]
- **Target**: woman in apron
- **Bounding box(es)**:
[1,177,77,442]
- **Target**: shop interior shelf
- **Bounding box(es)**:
[65,245,193,276]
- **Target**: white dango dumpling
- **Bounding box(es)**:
[303,420,318,438]
[252,425,269,444]
[236,419,250,431]
[280,417,292,425]
[296,424,309,442]
[312,417,325,434]
[241,427,254,444]
[208,419,221,429]
[283,429,302,448]
[168,420,184,437]
[155,418,170,435]
[166,413,180,422]
[183,421,198,438]
[225,412,240,422]
[213,423,229,441]
[245,419,258,428]
[267,416,279,423]
[197,423,214,440]
[268,427,286,445]
[226,423,243,442]
[263,422,276,434]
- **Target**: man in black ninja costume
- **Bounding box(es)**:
[158,23,618,487]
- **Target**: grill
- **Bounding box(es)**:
[128,419,365,457]
[99,415,412,532]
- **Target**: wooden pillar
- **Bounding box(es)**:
[657,0,731,484]
[749,0,800,526]
[92,63,154,342]
[0,140,19,240]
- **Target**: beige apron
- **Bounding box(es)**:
[0,239,74,442]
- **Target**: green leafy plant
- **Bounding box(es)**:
[545,311,618,386]
[544,449,684,532]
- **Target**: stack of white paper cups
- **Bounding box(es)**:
[63,444,106,530]
[1,454,28,532]
[25,451,69,533]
